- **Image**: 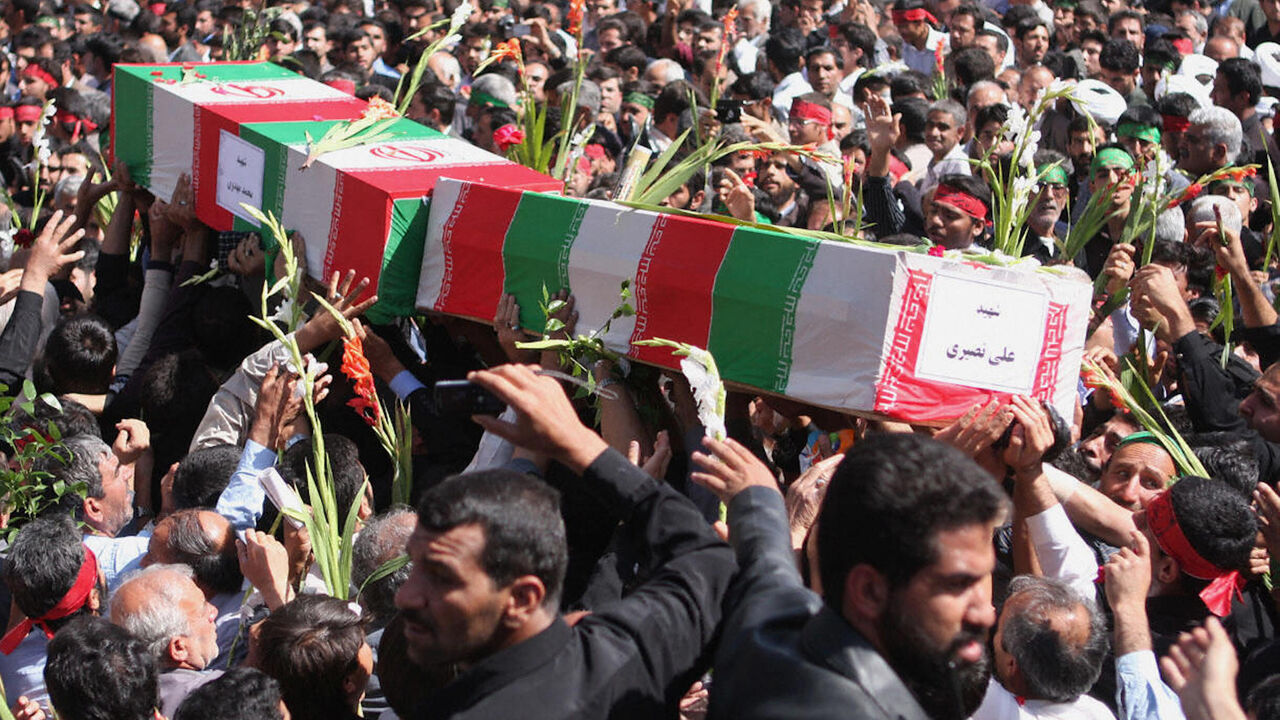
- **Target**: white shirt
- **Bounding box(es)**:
[919,143,972,195]
[972,679,1116,720]
[772,71,814,122]
[901,28,949,77]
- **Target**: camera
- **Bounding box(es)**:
[715,99,742,124]
[434,380,507,416]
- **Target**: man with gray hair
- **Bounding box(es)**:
[643,58,685,90]
[109,564,221,718]
[37,433,149,590]
[1180,106,1242,176]
[352,507,417,719]
[732,0,770,73]
[920,99,971,195]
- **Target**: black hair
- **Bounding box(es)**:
[415,81,456,127]
[1015,16,1048,39]
[730,71,773,101]
[139,349,221,477]
[1188,433,1259,498]
[83,33,125,66]
[1157,91,1200,119]
[191,285,259,371]
[417,469,568,607]
[1246,674,1280,720]
[1041,50,1077,80]
[805,44,842,70]
[975,102,1009,133]
[1218,57,1263,106]
[172,445,242,509]
[939,173,993,214]
[837,22,876,68]
[1107,8,1143,34]
[43,315,116,395]
[46,617,158,720]
[1117,103,1162,129]
[5,515,96,626]
[817,434,1006,610]
[951,46,996,89]
[256,594,368,720]
[1099,38,1140,73]
[1001,575,1109,703]
[283,434,366,524]
[764,26,806,75]
[174,667,285,720]
[653,79,698,124]
[1143,37,1181,74]
[891,71,929,99]
[604,44,647,75]
[1168,475,1257,575]
[894,96,929,144]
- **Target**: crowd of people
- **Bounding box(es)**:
[1,0,1280,716]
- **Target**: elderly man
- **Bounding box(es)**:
[110,564,222,717]
[37,431,149,590]
[1179,106,1243,177]
[1025,152,1071,263]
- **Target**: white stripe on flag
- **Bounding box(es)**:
[783,241,899,410]
[416,178,466,310]
[149,86,196,204]
[163,78,357,106]
[278,144,338,276]
[565,203,660,355]
[319,136,507,172]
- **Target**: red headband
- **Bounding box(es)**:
[148,2,167,15]
[791,99,832,126]
[15,105,42,123]
[0,546,98,654]
[1163,114,1191,134]
[933,184,989,222]
[584,143,606,160]
[1147,490,1244,617]
[0,107,15,120]
[1171,38,1193,55]
[891,7,938,24]
[21,64,57,89]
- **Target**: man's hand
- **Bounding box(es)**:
[163,172,199,231]
[1254,483,1280,563]
[283,521,313,587]
[1191,219,1249,280]
[934,400,1013,457]
[786,454,840,550]
[1130,264,1195,344]
[690,435,779,505]
[718,168,756,222]
[72,169,116,232]
[21,210,84,293]
[12,695,45,720]
[353,319,406,382]
[237,530,292,610]
[468,364,608,474]
[627,429,673,481]
[1160,617,1248,720]
[295,270,376,353]
[1003,395,1054,478]
[250,364,301,451]
[863,92,900,178]
[1105,529,1153,612]
[1100,242,1136,297]
[112,419,151,465]
[493,293,537,364]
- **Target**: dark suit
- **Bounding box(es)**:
[708,487,932,720]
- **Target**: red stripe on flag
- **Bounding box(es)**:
[434,183,525,321]
[324,174,393,301]
[627,214,736,368]
[192,105,234,230]
[1032,303,1068,402]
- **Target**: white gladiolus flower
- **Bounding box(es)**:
[450,1,472,30]
[1003,104,1028,144]
[678,350,727,441]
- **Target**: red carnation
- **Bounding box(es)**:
[13,229,34,249]
[494,124,525,152]
[928,246,945,257]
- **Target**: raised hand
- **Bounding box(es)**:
[21,209,84,293]
[295,270,376,352]
[690,435,779,505]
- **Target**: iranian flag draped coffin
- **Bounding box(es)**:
[233,118,561,318]
[416,179,1093,423]
[112,61,369,224]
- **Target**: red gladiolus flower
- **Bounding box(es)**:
[494,123,525,151]
[1215,264,1229,281]
[341,335,381,427]
[567,0,585,36]
[13,229,34,249]
[934,44,944,73]
[1169,182,1202,209]
[928,246,945,257]
[491,38,523,67]
[1228,166,1257,182]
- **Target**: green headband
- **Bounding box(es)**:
[1116,122,1161,145]
[1116,430,1163,450]
[1210,177,1256,196]
[1091,147,1135,174]
[623,91,655,109]
[470,89,510,109]
[1037,164,1069,186]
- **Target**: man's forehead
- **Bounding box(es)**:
[1110,440,1175,470]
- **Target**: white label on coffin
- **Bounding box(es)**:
[159,78,354,105]
[216,129,265,222]
[318,137,507,170]
[913,271,1048,395]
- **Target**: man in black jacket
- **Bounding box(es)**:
[394,364,735,719]
[690,431,1007,720]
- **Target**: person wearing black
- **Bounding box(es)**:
[394,364,735,719]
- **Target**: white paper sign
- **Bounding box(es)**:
[216,129,265,222]
[914,272,1049,394]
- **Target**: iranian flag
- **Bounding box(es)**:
[235,118,560,318]
[112,61,368,223]
[418,179,1092,424]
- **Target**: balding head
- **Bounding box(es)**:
[110,565,219,671]
[144,509,241,597]
[1204,36,1239,63]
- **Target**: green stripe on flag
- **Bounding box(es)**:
[368,196,432,323]
[236,120,349,231]
[114,73,154,188]
[501,192,588,332]
[708,228,820,393]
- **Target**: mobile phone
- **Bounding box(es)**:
[510,22,533,37]
[715,99,742,124]
[434,379,507,416]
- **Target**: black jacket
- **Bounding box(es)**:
[412,448,735,719]
[708,486,931,720]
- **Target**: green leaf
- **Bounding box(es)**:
[546,299,566,315]
[357,554,410,598]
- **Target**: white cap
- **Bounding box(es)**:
[1156,73,1211,108]
[1258,96,1280,118]
[1075,79,1127,126]
[1257,42,1280,89]
[1177,54,1218,85]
